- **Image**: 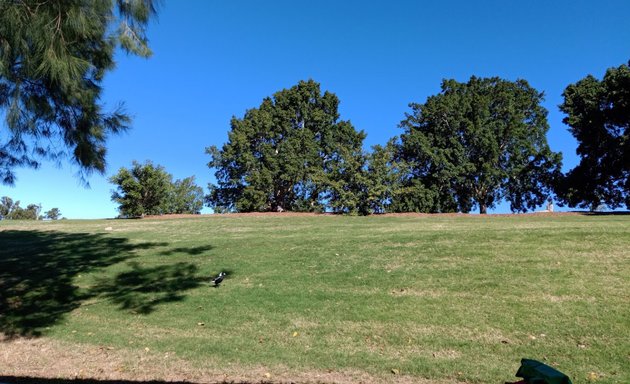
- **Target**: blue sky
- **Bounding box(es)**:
[3,0,630,218]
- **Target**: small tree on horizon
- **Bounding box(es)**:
[110,161,173,218]
[168,176,204,214]
[110,161,204,217]
[45,208,62,220]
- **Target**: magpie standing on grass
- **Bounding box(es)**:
[212,271,226,287]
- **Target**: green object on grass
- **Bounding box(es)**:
[516,359,573,384]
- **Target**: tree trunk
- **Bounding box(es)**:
[477,188,488,214]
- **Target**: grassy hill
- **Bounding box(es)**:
[1,213,628,383]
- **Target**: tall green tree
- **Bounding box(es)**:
[399,76,562,214]
[206,80,366,213]
[110,160,172,218]
[0,0,157,185]
[558,61,630,210]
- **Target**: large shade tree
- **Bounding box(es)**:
[398,76,562,214]
[0,0,157,185]
[206,79,366,213]
[558,61,630,210]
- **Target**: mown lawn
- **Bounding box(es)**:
[1,213,628,383]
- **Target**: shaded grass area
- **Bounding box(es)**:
[0,378,230,384]
[0,228,211,337]
[0,215,628,384]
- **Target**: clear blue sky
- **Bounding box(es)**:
[3,0,629,218]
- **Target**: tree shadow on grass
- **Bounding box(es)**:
[0,377,260,384]
[579,211,630,215]
[159,244,214,256]
[0,230,209,339]
[90,261,201,314]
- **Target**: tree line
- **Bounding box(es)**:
[10,65,630,218]
[0,2,627,216]
[0,196,61,220]
[102,62,630,216]
[205,62,629,214]
[206,77,558,215]
[12,63,629,218]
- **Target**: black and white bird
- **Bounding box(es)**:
[212,271,226,287]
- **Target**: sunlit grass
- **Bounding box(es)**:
[1,214,628,383]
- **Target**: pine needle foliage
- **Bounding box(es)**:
[0,0,158,185]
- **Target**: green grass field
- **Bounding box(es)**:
[1,214,628,383]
